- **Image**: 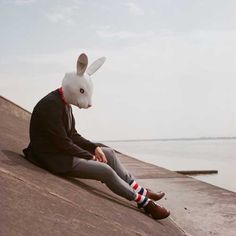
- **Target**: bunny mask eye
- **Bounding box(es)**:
[80,88,85,94]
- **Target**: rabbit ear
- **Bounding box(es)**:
[77,53,88,75]
[87,57,106,76]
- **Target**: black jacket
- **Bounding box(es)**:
[23,89,97,174]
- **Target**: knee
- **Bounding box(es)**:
[101,147,114,155]
[102,147,116,162]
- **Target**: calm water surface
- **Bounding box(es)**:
[103,139,236,192]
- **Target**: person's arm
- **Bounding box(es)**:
[40,100,93,160]
[71,123,108,163]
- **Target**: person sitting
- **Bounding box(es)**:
[23,53,170,220]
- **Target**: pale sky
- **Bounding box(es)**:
[0,0,236,141]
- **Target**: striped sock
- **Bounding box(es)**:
[134,193,150,207]
[130,180,147,196]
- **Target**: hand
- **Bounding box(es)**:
[95,147,107,163]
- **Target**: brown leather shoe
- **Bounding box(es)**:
[146,189,165,201]
[143,201,170,220]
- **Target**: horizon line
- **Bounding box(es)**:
[98,136,236,143]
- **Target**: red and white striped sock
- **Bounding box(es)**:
[130,180,147,196]
[134,193,150,207]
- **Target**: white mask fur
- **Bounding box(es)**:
[62,53,106,108]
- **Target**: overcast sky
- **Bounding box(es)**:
[0,0,236,141]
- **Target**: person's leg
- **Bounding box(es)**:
[101,147,165,201]
[66,157,137,201]
[66,156,170,219]
[101,147,134,184]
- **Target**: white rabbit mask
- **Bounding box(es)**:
[62,53,106,108]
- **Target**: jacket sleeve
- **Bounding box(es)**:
[40,100,94,160]
[71,114,98,154]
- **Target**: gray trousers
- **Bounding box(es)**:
[65,147,137,201]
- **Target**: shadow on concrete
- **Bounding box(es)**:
[63,177,165,225]
[63,176,139,212]
[1,149,49,173]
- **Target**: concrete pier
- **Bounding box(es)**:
[175,170,218,175]
[0,95,235,236]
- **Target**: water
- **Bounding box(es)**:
[103,139,236,192]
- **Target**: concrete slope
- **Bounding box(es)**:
[0,96,186,236]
